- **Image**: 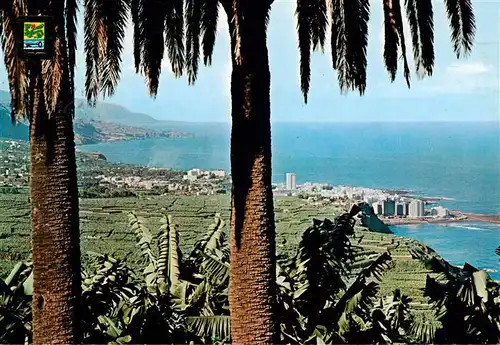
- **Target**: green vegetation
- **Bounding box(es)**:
[2,211,498,344]
[0,191,471,319]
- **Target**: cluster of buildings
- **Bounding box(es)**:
[274,171,451,220]
[0,140,28,187]
[371,198,449,219]
[183,168,226,181]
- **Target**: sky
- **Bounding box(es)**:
[0,0,498,123]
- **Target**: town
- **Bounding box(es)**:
[273,172,454,221]
[0,139,482,225]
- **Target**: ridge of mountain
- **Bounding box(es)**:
[0,90,192,143]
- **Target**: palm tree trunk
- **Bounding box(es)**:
[224,3,278,344]
[29,57,81,343]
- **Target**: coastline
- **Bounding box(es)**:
[382,211,500,225]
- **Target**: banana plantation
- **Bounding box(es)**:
[1,211,499,344]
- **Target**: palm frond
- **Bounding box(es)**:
[415,0,434,76]
[131,0,143,73]
[404,0,421,75]
[444,0,475,58]
[98,0,129,98]
[201,0,219,66]
[383,0,399,82]
[296,0,312,103]
[0,1,28,122]
[42,7,64,116]
[164,0,184,78]
[330,0,341,70]
[335,0,370,95]
[185,315,230,341]
[139,0,167,96]
[311,0,328,52]
[392,0,411,87]
[185,0,201,85]
[84,0,104,105]
[65,0,78,89]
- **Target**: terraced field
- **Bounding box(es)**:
[0,192,437,313]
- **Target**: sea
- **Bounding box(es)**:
[80,122,500,279]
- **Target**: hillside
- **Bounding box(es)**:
[0,90,191,143]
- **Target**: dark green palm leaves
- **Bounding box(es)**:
[295,0,476,103]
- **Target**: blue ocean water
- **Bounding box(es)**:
[81,122,500,276]
[81,122,500,214]
[391,222,500,280]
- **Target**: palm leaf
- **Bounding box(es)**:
[65,0,78,88]
[392,0,410,87]
[138,0,167,96]
[185,0,201,85]
[444,0,475,58]
[296,0,312,103]
[404,0,421,75]
[382,0,410,86]
[42,0,64,116]
[164,0,184,78]
[330,0,341,70]
[201,0,219,66]
[98,0,129,98]
[296,0,328,103]
[383,0,399,82]
[415,0,434,76]
[186,315,230,341]
[131,0,143,72]
[334,0,370,95]
[0,1,28,122]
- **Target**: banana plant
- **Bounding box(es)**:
[0,262,32,344]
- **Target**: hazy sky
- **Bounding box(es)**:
[0,0,498,122]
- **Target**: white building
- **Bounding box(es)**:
[285,173,297,190]
[372,201,383,215]
[409,199,425,218]
[431,206,449,218]
[211,169,226,178]
[396,201,408,216]
[382,199,396,216]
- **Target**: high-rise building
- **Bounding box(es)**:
[285,173,296,190]
[409,199,425,218]
[396,202,408,216]
[382,199,396,216]
[372,201,383,215]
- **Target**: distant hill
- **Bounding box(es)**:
[0,106,28,141]
[0,90,191,143]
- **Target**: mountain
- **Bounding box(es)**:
[0,106,28,141]
[0,90,191,143]
[73,119,189,145]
